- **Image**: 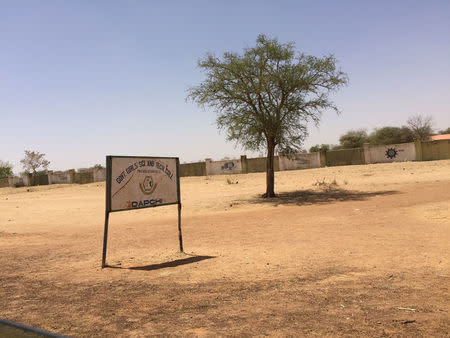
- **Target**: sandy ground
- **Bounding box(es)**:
[0,160,449,337]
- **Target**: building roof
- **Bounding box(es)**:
[430,134,450,141]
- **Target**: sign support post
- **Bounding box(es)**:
[101,211,109,268]
[177,203,183,252]
[176,158,183,252]
[102,156,112,268]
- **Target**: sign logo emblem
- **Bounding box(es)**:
[221,162,235,170]
[385,148,398,159]
[139,175,157,195]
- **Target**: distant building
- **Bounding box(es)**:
[430,134,450,141]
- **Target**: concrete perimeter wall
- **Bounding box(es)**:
[206,158,242,175]
[2,140,449,188]
[243,156,280,173]
[71,170,94,184]
[420,140,450,161]
[180,162,206,177]
[93,168,106,182]
[48,168,105,185]
[278,152,320,171]
[326,148,365,166]
[0,176,24,188]
[0,178,9,188]
[48,171,70,184]
[364,142,416,163]
[25,173,48,186]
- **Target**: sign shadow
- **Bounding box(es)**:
[237,188,399,206]
[105,255,215,271]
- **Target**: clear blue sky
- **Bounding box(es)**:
[1,0,449,172]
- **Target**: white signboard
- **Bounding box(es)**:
[107,156,180,212]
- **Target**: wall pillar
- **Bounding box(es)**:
[415,140,423,161]
[47,170,53,185]
[240,155,248,174]
[21,174,29,186]
[68,169,76,184]
[205,159,212,176]
[319,150,327,167]
[310,152,321,168]
[363,143,371,164]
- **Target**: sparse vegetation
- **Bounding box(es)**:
[309,144,330,153]
[369,126,415,145]
[334,114,436,149]
[313,177,339,190]
[0,160,13,179]
[338,129,369,149]
[407,114,434,141]
[20,150,50,175]
[226,177,239,185]
[438,127,450,134]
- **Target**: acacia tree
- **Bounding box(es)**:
[20,150,50,176]
[369,126,414,145]
[338,129,369,149]
[188,34,348,197]
[0,160,13,179]
[407,114,433,141]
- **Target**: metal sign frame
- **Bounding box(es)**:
[102,155,183,268]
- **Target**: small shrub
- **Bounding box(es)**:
[313,177,339,190]
[226,178,238,185]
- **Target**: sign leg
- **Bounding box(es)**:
[178,203,183,252]
[102,211,110,268]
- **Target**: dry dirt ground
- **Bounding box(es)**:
[0,160,449,337]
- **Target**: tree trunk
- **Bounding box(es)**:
[263,138,276,198]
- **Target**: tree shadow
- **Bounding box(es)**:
[105,255,215,271]
[238,188,399,206]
